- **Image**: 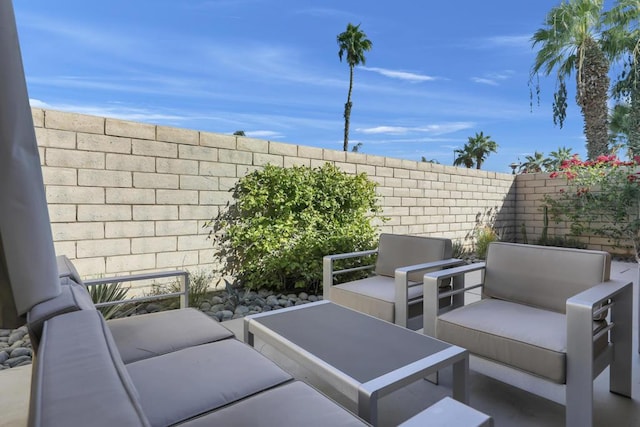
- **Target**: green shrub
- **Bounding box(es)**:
[88,282,136,320]
[207,163,383,293]
[475,226,499,259]
[146,269,214,308]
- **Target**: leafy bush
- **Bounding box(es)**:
[146,269,214,308]
[475,226,499,259]
[207,163,383,292]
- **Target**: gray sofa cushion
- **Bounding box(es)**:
[126,339,292,426]
[29,310,150,427]
[107,308,234,364]
[331,275,422,323]
[375,234,452,281]
[483,243,610,314]
[180,381,367,427]
[437,299,607,384]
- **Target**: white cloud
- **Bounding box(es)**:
[481,35,531,49]
[471,70,515,86]
[360,67,438,82]
[357,122,474,136]
[29,99,51,108]
[244,130,285,139]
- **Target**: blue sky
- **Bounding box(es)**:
[13,0,616,172]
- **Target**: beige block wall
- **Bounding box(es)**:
[35,108,517,281]
[515,172,632,256]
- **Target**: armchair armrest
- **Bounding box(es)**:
[322,249,378,299]
[394,258,465,328]
[422,262,486,337]
[566,279,633,400]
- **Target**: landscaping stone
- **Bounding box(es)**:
[0,287,322,370]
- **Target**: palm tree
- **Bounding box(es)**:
[519,151,552,173]
[531,0,610,159]
[603,0,640,157]
[469,131,498,170]
[548,146,574,170]
[453,145,475,168]
[337,23,372,152]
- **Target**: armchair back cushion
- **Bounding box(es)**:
[375,234,453,282]
[483,243,610,314]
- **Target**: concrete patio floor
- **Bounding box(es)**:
[1,261,639,426]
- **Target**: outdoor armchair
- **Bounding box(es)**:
[422,242,633,427]
[323,233,463,329]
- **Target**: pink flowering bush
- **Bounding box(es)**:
[546,154,640,262]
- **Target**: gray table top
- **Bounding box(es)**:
[249,301,453,383]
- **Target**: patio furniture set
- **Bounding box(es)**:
[18,234,633,427]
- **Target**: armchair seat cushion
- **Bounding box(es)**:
[437,299,607,384]
[107,308,234,364]
[331,275,421,323]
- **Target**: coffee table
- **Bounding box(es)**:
[244,300,469,426]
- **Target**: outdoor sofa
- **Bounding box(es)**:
[26,256,368,427]
[422,242,633,427]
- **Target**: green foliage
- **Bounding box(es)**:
[475,226,499,260]
[146,269,213,308]
[452,240,471,259]
[207,163,383,293]
[453,131,498,170]
[545,154,640,261]
[88,282,136,320]
[536,235,587,249]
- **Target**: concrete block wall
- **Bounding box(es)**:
[515,172,631,256]
[34,108,517,281]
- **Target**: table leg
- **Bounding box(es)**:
[358,388,378,426]
[452,356,469,404]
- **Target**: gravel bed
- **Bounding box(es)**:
[1,288,320,370]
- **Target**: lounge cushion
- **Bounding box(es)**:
[483,243,610,313]
[437,299,607,384]
[331,275,422,323]
[56,255,83,285]
[29,310,150,427]
[180,381,367,427]
[126,339,292,426]
[108,308,234,364]
[375,233,452,281]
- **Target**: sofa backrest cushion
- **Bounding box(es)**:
[29,310,150,427]
[483,242,610,313]
[375,234,453,282]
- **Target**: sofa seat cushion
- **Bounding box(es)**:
[126,339,292,426]
[108,308,234,364]
[180,381,367,427]
[30,310,150,427]
[331,275,421,323]
[437,299,607,384]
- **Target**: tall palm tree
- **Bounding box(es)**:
[453,145,475,168]
[337,23,372,152]
[519,151,552,173]
[531,0,610,159]
[469,131,498,170]
[603,0,640,157]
